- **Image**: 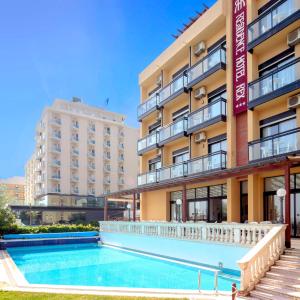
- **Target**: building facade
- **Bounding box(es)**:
[25,98,138,222]
[0,177,25,205]
[136,0,300,240]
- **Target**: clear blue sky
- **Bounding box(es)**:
[0,0,216,178]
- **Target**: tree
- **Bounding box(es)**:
[0,186,16,227]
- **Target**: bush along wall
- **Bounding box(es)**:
[0,224,99,237]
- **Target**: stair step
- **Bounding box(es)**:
[271,265,300,275]
[284,249,300,256]
[280,255,300,262]
[260,277,300,291]
[276,260,300,267]
[250,289,291,300]
[266,271,300,284]
[255,283,300,299]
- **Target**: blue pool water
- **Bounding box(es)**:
[8,243,239,291]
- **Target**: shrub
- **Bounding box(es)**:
[0,224,99,237]
[0,208,16,227]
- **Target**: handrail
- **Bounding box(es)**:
[188,97,227,117]
[237,225,286,294]
[249,127,300,145]
[248,57,300,87]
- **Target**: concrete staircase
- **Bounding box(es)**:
[247,248,300,299]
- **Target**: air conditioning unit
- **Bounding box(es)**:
[194,132,206,143]
[156,111,162,121]
[194,41,206,56]
[287,28,300,46]
[288,94,300,109]
[194,86,206,99]
[156,74,162,86]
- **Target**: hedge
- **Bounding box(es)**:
[0,224,99,236]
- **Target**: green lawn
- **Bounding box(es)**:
[0,291,185,300]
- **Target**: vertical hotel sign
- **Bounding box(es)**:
[232,0,248,115]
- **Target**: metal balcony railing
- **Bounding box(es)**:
[137,151,227,186]
[137,94,158,120]
[249,58,300,103]
[186,46,226,87]
[158,117,187,145]
[248,0,300,44]
[137,131,158,153]
[249,128,300,162]
[158,74,187,106]
[187,97,227,133]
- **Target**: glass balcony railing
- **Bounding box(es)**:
[186,47,226,86]
[158,74,187,106]
[249,128,300,162]
[187,151,227,175]
[249,59,300,103]
[159,117,187,145]
[137,151,227,186]
[248,0,300,44]
[137,94,158,119]
[187,97,227,132]
[137,171,158,186]
[137,131,158,153]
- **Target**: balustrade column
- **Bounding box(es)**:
[285,164,291,248]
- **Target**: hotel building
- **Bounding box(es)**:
[0,177,26,205]
[106,0,300,245]
[24,98,138,224]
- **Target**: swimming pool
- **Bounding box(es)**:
[7,243,239,291]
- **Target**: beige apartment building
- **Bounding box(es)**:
[25,98,139,209]
[0,177,25,205]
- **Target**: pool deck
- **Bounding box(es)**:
[0,247,234,299]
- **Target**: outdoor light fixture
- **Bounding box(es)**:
[276,188,286,224]
[176,199,182,222]
[127,203,132,221]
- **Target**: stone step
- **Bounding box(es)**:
[255,283,300,299]
[271,265,300,275]
[250,289,291,300]
[260,277,300,291]
[276,260,300,268]
[280,254,300,262]
[266,271,300,284]
[284,249,300,257]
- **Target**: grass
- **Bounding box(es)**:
[0,291,186,300]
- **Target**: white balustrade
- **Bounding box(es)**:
[237,224,286,294]
[99,221,277,247]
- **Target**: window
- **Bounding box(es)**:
[172,64,189,80]
[207,36,226,53]
[172,105,189,121]
[105,127,111,135]
[148,121,161,134]
[148,157,161,171]
[261,117,296,138]
[208,135,227,154]
[208,85,227,103]
[172,147,189,164]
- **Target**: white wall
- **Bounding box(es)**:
[100,232,249,272]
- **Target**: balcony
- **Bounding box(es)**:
[88,164,95,170]
[88,139,96,145]
[186,46,226,88]
[52,133,61,140]
[71,162,79,169]
[88,177,96,183]
[71,149,79,156]
[158,74,188,107]
[248,0,300,51]
[137,131,158,155]
[71,175,79,182]
[51,187,61,193]
[249,128,300,162]
[51,146,61,153]
[248,58,300,109]
[88,189,95,196]
[88,151,95,158]
[50,118,61,126]
[72,187,79,194]
[71,136,79,143]
[137,94,158,121]
[158,117,187,146]
[51,159,61,167]
[187,97,227,134]
[51,174,61,181]
[104,165,111,173]
[104,178,111,184]
[137,151,227,186]
[88,126,96,133]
